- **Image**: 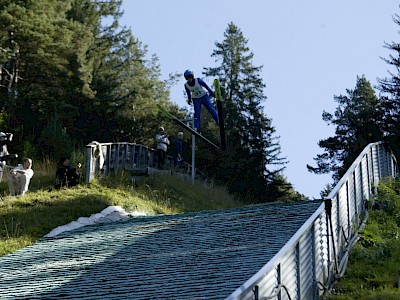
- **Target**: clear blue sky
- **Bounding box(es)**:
[119,1,399,199]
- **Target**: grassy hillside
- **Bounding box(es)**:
[0,161,243,257]
[325,178,400,299]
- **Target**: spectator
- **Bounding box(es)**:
[173,131,184,169]
[8,158,34,196]
[155,127,170,169]
[54,157,82,189]
[0,132,9,182]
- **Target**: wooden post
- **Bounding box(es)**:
[85,145,93,183]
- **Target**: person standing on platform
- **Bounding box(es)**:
[155,126,170,169]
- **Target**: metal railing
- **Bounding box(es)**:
[85,141,197,182]
[226,142,397,300]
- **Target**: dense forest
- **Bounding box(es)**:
[1,0,400,201]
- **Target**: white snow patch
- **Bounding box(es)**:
[44,206,146,238]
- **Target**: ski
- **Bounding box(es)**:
[157,104,220,150]
[213,79,226,151]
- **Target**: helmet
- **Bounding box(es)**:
[184,70,194,78]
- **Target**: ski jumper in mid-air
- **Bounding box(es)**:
[184,70,219,132]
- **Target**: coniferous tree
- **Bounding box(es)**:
[0,0,172,157]
[377,11,400,160]
[204,22,287,202]
[70,0,171,146]
[0,0,93,154]
[308,76,384,182]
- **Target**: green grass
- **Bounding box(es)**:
[0,162,243,257]
[325,178,400,299]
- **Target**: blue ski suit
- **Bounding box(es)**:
[185,78,219,131]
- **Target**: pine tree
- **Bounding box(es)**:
[75,0,171,145]
[0,0,93,154]
[377,11,400,160]
[308,75,384,182]
[204,22,287,202]
[0,0,171,156]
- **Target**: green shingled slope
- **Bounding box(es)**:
[0,201,322,299]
